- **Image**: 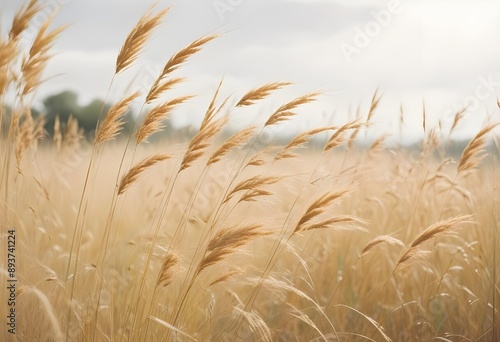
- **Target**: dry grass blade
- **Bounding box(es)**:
[136,95,193,144]
[29,17,67,59]
[236,81,291,107]
[157,252,179,287]
[297,215,366,233]
[245,146,279,167]
[367,87,382,123]
[9,0,41,41]
[369,134,389,155]
[149,316,196,341]
[275,126,335,160]
[265,92,320,127]
[238,189,273,203]
[209,270,240,287]
[450,107,468,135]
[458,122,499,174]
[207,126,255,166]
[233,306,273,342]
[410,215,473,248]
[360,235,404,257]
[0,39,17,68]
[53,115,62,152]
[294,189,351,233]
[115,6,170,74]
[422,100,427,133]
[200,78,225,130]
[118,154,170,195]
[95,92,140,144]
[224,176,282,203]
[146,77,184,104]
[197,224,270,274]
[179,116,228,172]
[63,115,83,151]
[324,118,365,151]
[15,109,45,169]
[21,15,67,95]
[396,215,474,269]
[159,35,218,76]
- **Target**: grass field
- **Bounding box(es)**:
[1,1,499,341]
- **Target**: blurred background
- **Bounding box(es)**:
[1,0,499,143]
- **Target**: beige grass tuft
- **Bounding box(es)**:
[275,127,335,160]
[157,252,179,287]
[9,0,41,41]
[360,235,404,257]
[136,95,193,144]
[237,82,291,107]
[293,189,352,234]
[145,35,218,104]
[118,154,170,195]
[396,214,474,270]
[265,92,320,127]
[21,15,67,95]
[207,126,255,166]
[94,92,141,144]
[179,116,228,172]
[196,224,270,275]
[324,118,365,151]
[146,77,184,104]
[115,6,170,74]
[457,122,499,174]
[223,176,282,204]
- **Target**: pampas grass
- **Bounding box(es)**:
[115,6,170,74]
[118,153,170,195]
[1,1,499,341]
[95,92,141,144]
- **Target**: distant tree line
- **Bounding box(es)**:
[1,90,192,141]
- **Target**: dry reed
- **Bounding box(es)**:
[118,154,170,195]
[115,6,170,74]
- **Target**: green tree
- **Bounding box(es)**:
[42,90,111,136]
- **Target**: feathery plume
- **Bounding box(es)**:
[157,252,179,287]
[324,118,365,151]
[146,77,184,104]
[196,224,270,275]
[236,82,291,107]
[360,235,404,257]
[293,189,351,233]
[118,154,170,195]
[207,126,255,166]
[160,35,218,76]
[457,122,499,174]
[396,215,473,270]
[21,16,67,95]
[200,78,225,130]
[95,92,140,144]
[115,6,170,74]
[224,176,281,204]
[136,95,193,144]
[9,0,41,41]
[179,116,228,172]
[275,127,334,160]
[265,92,320,127]
[366,88,382,124]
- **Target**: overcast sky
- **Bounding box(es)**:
[2,0,500,141]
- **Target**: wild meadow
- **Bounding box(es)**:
[1,1,499,341]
